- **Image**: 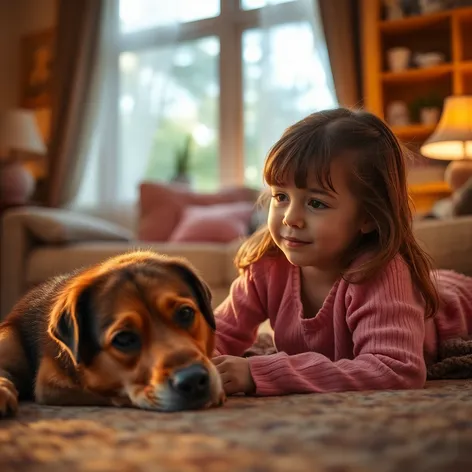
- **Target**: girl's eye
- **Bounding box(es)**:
[308,199,327,210]
[272,193,288,203]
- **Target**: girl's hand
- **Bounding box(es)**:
[213,355,256,395]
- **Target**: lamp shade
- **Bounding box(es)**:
[420,95,472,161]
[0,109,46,158]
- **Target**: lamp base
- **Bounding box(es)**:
[444,160,472,192]
[0,161,35,205]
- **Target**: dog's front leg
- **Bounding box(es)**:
[35,355,119,407]
[0,324,32,417]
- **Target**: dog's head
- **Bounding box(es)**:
[47,251,224,412]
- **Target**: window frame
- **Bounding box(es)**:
[116,0,310,188]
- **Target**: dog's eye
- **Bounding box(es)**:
[174,305,195,329]
[111,331,141,352]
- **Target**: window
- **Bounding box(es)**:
[119,0,220,32]
[119,37,220,194]
[111,0,335,200]
[241,0,296,10]
[243,23,336,187]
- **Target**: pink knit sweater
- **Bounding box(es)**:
[214,254,472,396]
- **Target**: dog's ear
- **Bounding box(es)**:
[168,260,215,331]
[48,283,101,365]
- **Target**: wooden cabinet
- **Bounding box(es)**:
[359,1,472,212]
[361,1,472,142]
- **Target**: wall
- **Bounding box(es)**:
[0,0,56,112]
[0,4,17,111]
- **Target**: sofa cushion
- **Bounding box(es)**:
[76,202,139,234]
[139,182,258,242]
[169,202,254,243]
[25,242,230,288]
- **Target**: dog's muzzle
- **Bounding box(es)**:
[126,360,222,412]
[167,363,211,409]
[169,363,210,400]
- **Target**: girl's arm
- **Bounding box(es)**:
[247,258,427,395]
[214,264,268,357]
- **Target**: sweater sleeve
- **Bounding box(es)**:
[248,258,427,395]
[214,264,268,357]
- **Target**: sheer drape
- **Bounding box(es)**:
[47,0,104,207]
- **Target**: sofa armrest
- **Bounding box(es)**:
[0,206,133,319]
[413,215,472,275]
[1,209,32,318]
[4,206,134,244]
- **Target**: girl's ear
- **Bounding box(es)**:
[360,215,377,235]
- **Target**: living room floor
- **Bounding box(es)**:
[2,380,472,472]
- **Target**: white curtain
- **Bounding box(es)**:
[74,0,181,209]
[243,0,337,187]
[73,0,337,210]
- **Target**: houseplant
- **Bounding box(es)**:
[171,133,193,187]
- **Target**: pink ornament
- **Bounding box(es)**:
[0,162,35,205]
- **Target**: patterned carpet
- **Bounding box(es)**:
[2,381,472,472]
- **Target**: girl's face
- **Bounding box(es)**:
[268,159,373,272]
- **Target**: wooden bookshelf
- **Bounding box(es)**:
[391,124,437,141]
[360,1,472,211]
[409,181,452,214]
[381,63,453,82]
[361,2,472,129]
[379,11,450,32]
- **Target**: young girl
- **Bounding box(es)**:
[212,107,472,397]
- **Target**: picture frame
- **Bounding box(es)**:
[19,28,55,109]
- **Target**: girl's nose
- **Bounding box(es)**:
[282,204,305,229]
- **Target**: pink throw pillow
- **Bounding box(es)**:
[139,181,258,241]
[169,202,254,243]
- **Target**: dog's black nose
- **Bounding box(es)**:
[170,364,210,399]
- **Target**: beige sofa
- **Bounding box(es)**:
[2,205,472,319]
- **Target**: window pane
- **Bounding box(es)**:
[242,23,336,188]
[119,37,220,199]
[120,0,220,33]
[241,0,295,11]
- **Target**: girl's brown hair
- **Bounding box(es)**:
[236,108,439,318]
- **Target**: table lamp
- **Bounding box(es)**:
[420,95,472,192]
[0,109,46,205]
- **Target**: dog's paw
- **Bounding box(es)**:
[215,391,226,408]
[0,378,18,418]
[111,396,132,408]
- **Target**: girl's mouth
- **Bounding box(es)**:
[282,236,311,248]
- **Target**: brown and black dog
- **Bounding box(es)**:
[0,250,225,417]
